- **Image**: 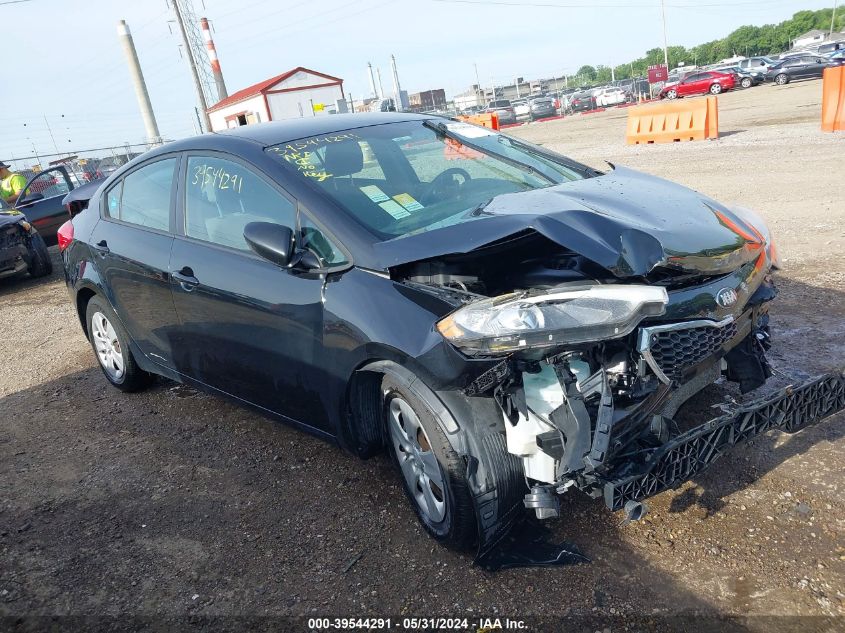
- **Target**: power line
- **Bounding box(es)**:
[429,0,797,7]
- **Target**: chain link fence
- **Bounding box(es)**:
[3,142,171,190]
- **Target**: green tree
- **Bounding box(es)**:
[576,65,596,80]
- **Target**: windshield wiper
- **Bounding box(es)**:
[468,198,494,216]
[422,119,556,185]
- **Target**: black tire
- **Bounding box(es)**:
[85,295,154,392]
[27,232,53,278]
[382,376,476,550]
[741,77,752,89]
[775,73,789,85]
[665,89,677,100]
[710,83,723,94]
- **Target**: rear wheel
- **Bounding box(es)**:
[27,232,52,278]
[383,376,476,550]
[710,83,723,94]
[775,73,789,85]
[86,296,153,392]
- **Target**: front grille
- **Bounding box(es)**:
[642,319,738,383]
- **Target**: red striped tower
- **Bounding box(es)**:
[200,17,228,100]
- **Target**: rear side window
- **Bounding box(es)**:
[105,158,176,231]
[184,155,297,251]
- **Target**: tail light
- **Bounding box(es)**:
[57,220,74,252]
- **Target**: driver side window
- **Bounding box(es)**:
[185,155,296,251]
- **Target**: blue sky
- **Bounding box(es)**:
[0,0,834,161]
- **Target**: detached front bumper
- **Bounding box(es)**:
[601,369,845,510]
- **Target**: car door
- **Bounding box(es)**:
[169,152,333,430]
[14,167,74,243]
[90,155,181,370]
[677,73,701,96]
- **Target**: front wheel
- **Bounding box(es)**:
[741,77,752,88]
[665,89,677,100]
[27,232,52,278]
[86,296,154,392]
[710,83,723,94]
[775,73,789,85]
[383,376,476,550]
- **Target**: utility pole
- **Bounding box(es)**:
[390,54,403,112]
[117,20,161,145]
[832,0,839,37]
[660,0,669,69]
[376,67,385,99]
[172,0,211,132]
[474,62,483,104]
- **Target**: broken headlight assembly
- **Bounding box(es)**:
[437,285,668,356]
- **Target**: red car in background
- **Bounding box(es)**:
[659,70,736,99]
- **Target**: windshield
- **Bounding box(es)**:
[266,119,588,240]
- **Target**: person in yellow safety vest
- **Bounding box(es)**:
[0,161,27,206]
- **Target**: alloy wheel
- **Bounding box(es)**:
[91,311,125,381]
[776,74,788,85]
[710,84,722,94]
[666,90,677,99]
[387,396,447,523]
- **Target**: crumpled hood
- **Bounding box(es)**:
[373,165,767,277]
[0,210,27,228]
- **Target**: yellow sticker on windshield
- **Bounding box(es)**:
[393,193,423,212]
[379,200,411,219]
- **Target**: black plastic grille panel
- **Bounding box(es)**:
[603,370,845,510]
[649,320,738,382]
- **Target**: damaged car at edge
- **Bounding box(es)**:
[59,113,845,554]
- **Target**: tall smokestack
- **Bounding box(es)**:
[367,62,378,98]
[376,68,385,99]
[390,54,403,112]
[117,20,161,145]
[200,17,228,100]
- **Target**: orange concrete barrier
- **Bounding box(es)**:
[457,112,500,130]
[821,65,845,132]
[625,96,719,144]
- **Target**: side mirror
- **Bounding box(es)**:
[243,222,294,267]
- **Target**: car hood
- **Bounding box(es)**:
[0,210,27,227]
[373,165,767,278]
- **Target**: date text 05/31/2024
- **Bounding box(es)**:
[307,617,528,630]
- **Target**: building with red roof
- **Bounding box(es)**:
[206,67,344,132]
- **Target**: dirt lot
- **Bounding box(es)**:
[1,80,843,629]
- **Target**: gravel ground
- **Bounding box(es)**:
[1,80,843,629]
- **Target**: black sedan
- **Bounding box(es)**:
[59,113,843,554]
[567,91,596,112]
[765,54,843,84]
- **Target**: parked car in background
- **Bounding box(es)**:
[461,105,484,115]
[4,166,76,244]
[659,70,735,99]
[738,56,776,72]
[594,86,628,107]
[512,99,531,121]
[827,50,845,62]
[818,41,845,55]
[0,209,52,280]
[485,99,516,125]
[712,65,764,88]
[765,55,843,85]
[528,96,557,120]
[567,90,596,112]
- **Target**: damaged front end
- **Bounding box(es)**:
[393,214,844,541]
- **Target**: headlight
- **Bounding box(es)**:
[437,285,668,356]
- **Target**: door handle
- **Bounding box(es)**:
[93,240,110,255]
[173,266,199,290]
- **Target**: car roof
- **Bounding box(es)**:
[215,112,435,146]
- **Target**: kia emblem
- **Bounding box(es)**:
[716,288,738,308]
